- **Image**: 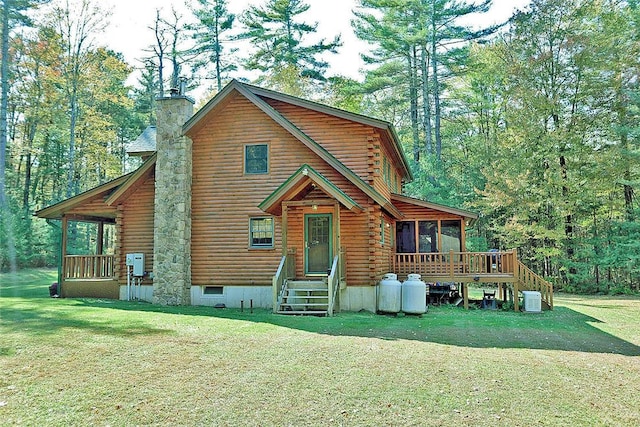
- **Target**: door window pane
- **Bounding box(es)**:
[306,215,331,274]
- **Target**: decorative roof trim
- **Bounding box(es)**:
[259,164,362,215]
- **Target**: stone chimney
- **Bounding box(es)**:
[152,92,194,305]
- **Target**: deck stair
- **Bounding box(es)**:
[276,279,330,315]
[515,261,554,310]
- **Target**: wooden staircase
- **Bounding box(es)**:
[273,250,344,316]
[515,261,554,310]
[276,279,330,315]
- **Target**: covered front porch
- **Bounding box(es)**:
[57,216,119,298]
[35,175,128,299]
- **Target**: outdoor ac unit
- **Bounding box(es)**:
[522,291,541,313]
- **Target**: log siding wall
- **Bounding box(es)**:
[263,98,405,198]
[115,173,155,286]
[190,94,382,287]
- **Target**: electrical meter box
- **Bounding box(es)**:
[126,253,145,276]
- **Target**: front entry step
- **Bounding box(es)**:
[277,280,329,315]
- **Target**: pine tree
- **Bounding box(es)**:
[188,0,236,92]
[238,0,341,91]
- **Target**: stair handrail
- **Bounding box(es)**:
[516,260,554,309]
[273,255,288,313]
[327,254,340,316]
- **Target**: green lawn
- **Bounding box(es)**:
[1,269,639,426]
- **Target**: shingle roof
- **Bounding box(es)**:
[127,125,156,156]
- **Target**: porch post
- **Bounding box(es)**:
[282,203,288,256]
[96,221,104,255]
[461,219,467,251]
[463,282,469,310]
[61,216,68,297]
[333,201,340,262]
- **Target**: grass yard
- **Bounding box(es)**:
[1,269,639,426]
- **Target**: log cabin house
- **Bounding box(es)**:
[36,80,553,314]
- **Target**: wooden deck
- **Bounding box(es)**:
[393,250,553,311]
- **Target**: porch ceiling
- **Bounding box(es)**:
[259,164,363,216]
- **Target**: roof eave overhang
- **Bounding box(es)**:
[35,174,131,220]
[391,193,479,225]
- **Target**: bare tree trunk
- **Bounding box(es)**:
[420,44,432,156]
[408,48,420,164]
[154,10,166,96]
[430,12,442,162]
[215,16,222,91]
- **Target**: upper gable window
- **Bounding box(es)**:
[245,144,268,174]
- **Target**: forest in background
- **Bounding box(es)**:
[1,0,638,294]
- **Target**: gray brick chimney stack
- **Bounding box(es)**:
[152,93,194,305]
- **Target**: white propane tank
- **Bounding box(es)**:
[378,273,402,313]
[402,273,427,314]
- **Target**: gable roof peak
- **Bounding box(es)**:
[184,79,412,181]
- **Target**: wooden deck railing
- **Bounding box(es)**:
[392,250,554,311]
[63,255,115,279]
[393,250,517,278]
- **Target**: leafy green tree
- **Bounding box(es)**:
[353,0,499,165]
[239,0,341,91]
[451,0,640,292]
[353,0,424,163]
[48,0,108,197]
[131,62,158,127]
[0,0,50,271]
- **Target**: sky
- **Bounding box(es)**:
[98,0,531,101]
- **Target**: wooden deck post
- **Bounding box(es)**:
[97,221,104,255]
[463,282,469,310]
[449,249,454,279]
